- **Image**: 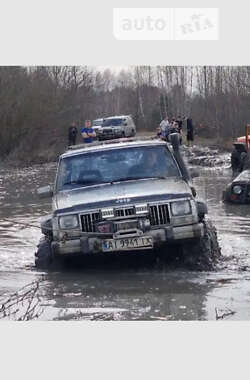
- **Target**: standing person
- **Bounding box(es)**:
[159,115,169,139]
[81,120,96,143]
[176,116,183,133]
[68,122,78,146]
[231,143,246,177]
[169,117,179,133]
[186,117,194,147]
[176,116,183,145]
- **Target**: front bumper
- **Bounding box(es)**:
[98,131,123,140]
[52,223,204,256]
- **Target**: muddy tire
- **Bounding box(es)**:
[35,238,54,269]
[181,219,221,270]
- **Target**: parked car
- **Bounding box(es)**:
[35,134,220,269]
[223,170,250,204]
[97,115,136,140]
[92,118,103,134]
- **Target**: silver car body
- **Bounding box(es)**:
[40,138,204,257]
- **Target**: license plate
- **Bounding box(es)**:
[102,236,153,252]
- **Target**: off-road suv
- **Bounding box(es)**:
[223,169,250,204]
[35,134,220,269]
[97,115,136,140]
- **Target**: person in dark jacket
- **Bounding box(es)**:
[241,150,250,172]
[186,118,194,147]
[231,143,246,177]
[68,122,78,146]
[176,116,183,133]
[176,116,183,144]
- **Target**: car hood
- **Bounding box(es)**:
[233,169,250,183]
[53,178,192,214]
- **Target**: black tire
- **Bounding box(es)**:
[131,129,136,137]
[35,238,54,269]
[41,218,52,238]
[181,219,221,270]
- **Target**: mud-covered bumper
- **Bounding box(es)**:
[52,223,204,256]
[98,131,123,140]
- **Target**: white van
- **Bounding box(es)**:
[97,115,136,140]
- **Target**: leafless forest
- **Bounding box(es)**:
[0,66,250,164]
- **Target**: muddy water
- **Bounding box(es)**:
[0,159,250,321]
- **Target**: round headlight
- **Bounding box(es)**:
[171,201,191,216]
[232,185,242,195]
[59,215,79,229]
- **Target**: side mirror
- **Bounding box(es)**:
[190,168,199,178]
[169,133,180,151]
[37,185,53,199]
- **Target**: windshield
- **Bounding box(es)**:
[56,145,180,192]
[103,118,124,127]
[93,119,103,126]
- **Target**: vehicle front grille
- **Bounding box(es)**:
[115,207,135,218]
[103,129,113,134]
[149,204,170,226]
[81,212,101,232]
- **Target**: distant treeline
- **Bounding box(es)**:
[0,66,249,162]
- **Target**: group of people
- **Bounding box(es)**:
[68,120,96,146]
[157,115,194,147]
[68,115,195,147]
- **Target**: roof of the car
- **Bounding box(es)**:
[93,118,103,121]
[61,136,167,159]
[103,115,131,120]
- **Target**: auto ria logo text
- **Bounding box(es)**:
[113,8,219,41]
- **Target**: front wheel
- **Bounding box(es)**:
[35,237,62,270]
[181,219,221,270]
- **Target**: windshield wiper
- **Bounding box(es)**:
[111,176,167,184]
[63,176,167,187]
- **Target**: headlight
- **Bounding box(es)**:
[232,185,242,195]
[171,200,191,216]
[59,214,79,229]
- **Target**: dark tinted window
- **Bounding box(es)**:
[103,118,124,127]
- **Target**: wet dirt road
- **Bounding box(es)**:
[0,158,250,321]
